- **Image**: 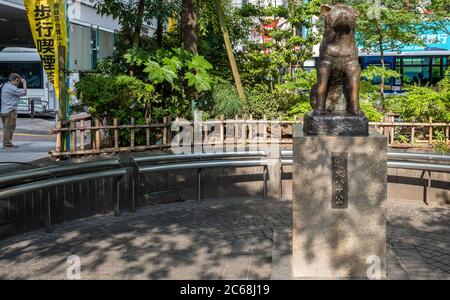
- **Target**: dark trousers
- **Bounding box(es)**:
[1,109,17,146]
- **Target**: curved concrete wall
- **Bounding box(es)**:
[0,164,448,239]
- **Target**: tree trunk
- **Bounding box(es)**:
[156,15,164,47]
[132,0,146,48]
[377,25,385,105]
[181,0,198,54]
[214,0,246,100]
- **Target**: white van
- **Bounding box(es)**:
[0,47,56,115]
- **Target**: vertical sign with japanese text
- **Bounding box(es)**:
[24,0,68,101]
[331,152,348,209]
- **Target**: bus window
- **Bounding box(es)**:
[0,62,43,89]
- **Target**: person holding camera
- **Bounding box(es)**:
[0,73,27,148]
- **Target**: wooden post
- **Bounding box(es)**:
[263,114,267,140]
[389,115,394,145]
[444,125,449,144]
[80,120,85,151]
[248,114,253,141]
[167,116,172,144]
[242,115,247,146]
[278,116,282,148]
[163,116,168,144]
[130,117,135,147]
[411,126,415,145]
[214,0,246,101]
[113,118,119,149]
[55,120,62,153]
[146,117,151,146]
[95,118,101,150]
[220,115,225,144]
[429,117,433,145]
[234,114,238,143]
[262,115,267,141]
[70,120,76,152]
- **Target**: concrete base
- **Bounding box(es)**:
[292,126,387,279]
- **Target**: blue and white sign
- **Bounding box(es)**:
[358,24,450,52]
[402,30,450,52]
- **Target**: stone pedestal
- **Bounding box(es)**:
[292,126,387,279]
[303,111,369,136]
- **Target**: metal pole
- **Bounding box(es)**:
[113,177,120,217]
[427,170,431,205]
[30,98,34,118]
[279,164,282,198]
[45,191,52,233]
[263,166,268,200]
[197,169,201,203]
[131,177,136,214]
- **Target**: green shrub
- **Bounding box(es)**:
[75,74,154,146]
[247,84,281,119]
[433,130,450,154]
[210,83,245,118]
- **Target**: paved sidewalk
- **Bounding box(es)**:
[0,197,448,279]
[0,117,55,163]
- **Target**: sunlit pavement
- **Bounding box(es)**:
[0,117,55,163]
[0,197,448,280]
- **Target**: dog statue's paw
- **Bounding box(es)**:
[351,109,364,116]
[314,109,325,116]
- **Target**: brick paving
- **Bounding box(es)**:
[0,197,448,280]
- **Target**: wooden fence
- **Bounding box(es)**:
[49,114,450,158]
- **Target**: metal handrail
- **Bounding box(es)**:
[139,159,269,203]
[134,151,267,163]
[387,152,450,162]
[281,158,450,172]
[139,159,268,173]
[0,169,126,199]
[0,160,121,187]
[281,150,450,162]
[387,161,450,172]
[0,168,126,233]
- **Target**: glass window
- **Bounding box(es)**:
[403,66,430,85]
[432,57,441,65]
[0,62,43,89]
[403,57,430,65]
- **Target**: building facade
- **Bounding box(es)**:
[0,0,124,72]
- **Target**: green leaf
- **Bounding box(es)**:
[184,71,212,92]
[143,60,178,84]
[188,55,213,72]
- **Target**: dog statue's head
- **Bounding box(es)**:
[321,4,358,33]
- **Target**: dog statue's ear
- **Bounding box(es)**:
[321,4,332,15]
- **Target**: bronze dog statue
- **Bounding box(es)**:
[311,4,362,116]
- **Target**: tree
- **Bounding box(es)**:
[342,0,426,100]
[95,0,180,49]
[419,0,450,35]
[181,0,199,54]
[147,0,181,47]
[235,0,322,89]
